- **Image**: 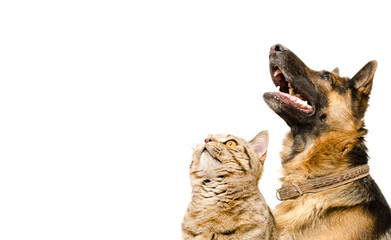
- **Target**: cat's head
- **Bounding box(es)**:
[190,130,269,186]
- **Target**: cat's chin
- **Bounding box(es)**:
[197,150,222,179]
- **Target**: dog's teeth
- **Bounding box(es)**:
[288,83,295,95]
[289,87,294,95]
[294,98,309,107]
[274,68,282,77]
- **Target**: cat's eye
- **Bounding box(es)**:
[225,140,237,147]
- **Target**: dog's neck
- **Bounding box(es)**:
[279,128,368,187]
[276,164,370,201]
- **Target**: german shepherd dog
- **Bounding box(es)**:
[263,44,391,239]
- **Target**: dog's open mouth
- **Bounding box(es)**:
[270,65,314,114]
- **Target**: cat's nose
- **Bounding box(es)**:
[205,138,212,143]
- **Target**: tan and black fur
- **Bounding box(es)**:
[182,131,277,239]
[263,44,391,239]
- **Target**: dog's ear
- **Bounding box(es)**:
[250,130,269,164]
[350,60,377,120]
[332,67,339,75]
[350,60,377,90]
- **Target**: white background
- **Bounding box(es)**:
[1,1,390,239]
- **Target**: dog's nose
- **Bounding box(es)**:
[205,138,212,143]
[270,44,287,54]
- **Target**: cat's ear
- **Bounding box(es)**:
[250,130,269,164]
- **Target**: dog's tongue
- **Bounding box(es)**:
[274,74,289,93]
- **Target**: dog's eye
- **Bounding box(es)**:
[321,73,332,82]
[225,140,237,147]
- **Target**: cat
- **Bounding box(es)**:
[182,130,277,240]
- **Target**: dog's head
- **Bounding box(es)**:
[263,44,377,136]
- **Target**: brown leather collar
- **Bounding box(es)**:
[276,164,370,201]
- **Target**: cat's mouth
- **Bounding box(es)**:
[268,65,314,114]
[201,148,222,164]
